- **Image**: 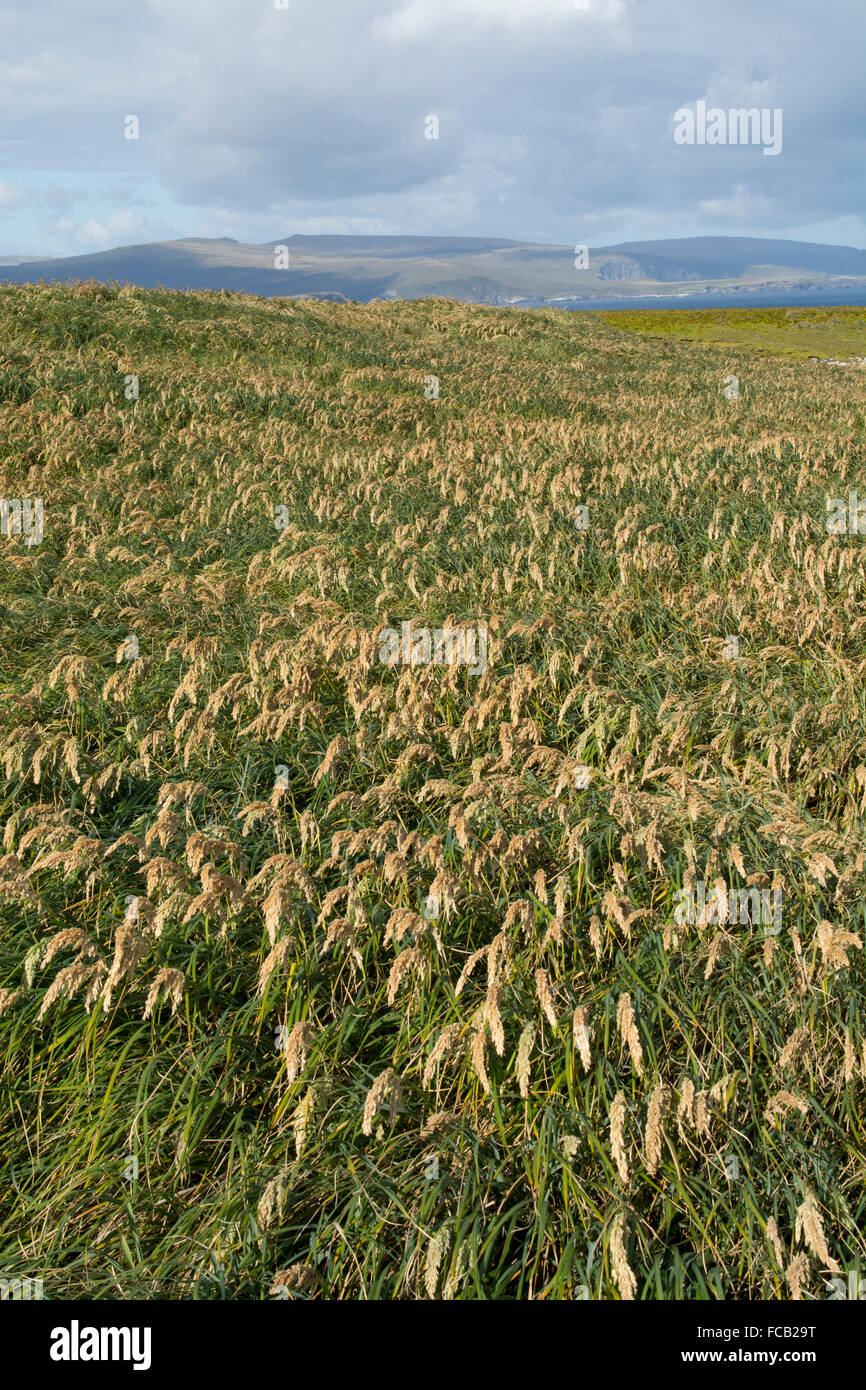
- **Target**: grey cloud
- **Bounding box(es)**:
[1,0,863,246]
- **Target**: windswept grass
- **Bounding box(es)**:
[0,284,865,1300]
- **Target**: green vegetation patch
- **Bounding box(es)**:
[603,304,866,361]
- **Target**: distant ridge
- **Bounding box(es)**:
[2,234,865,305]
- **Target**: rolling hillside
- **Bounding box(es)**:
[1,283,865,1300]
[2,234,866,305]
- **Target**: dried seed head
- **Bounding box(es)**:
[271,1264,320,1296]
[41,928,91,970]
[589,913,603,960]
[677,1077,695,1138]
[455,944,488,996]
[572,1006,592,1073]
[283,1019,316,1084]
[484,983,505,1057]
[312,734,349,787]
[532,869,548,905]
[609,1211,637,1300]
[420,1109,457,1138]
[83,962,108,1012]
[386,946,425,1006]
[516,1022,535,1098]
[39,960,101,1019]
[258,936,293,996]
[645,1082,667,1177]
[816,919,861,972]
[535,968,557,1028]
[384,907,426,946]
[423,1024,462,1087]
[142,967,185,1020]
[142,856,187,897]
[785,1251,810,1300]
[262,883,294,946]
[765,1090,807,1120]
[258,1169,290,1230]
[779,1025,811,1070]
[609,1090,629,1183]
[795,1192,840,1273]
[554,878,568,919]
[486,930,509,987]
[102,920,145,1011]
[694,1089,710,1136]
[704,930,731,979]
[48,654,89,702]
[443,1238,469,1301]
[362,1067,402,1136]
[470,1029,490,1093]
[0,988,21,1016]
[425,1228,449,1299]
[293,1086,315,1158]
[616,992,644,1075]
[766,1217,785,1269]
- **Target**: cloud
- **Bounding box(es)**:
[0,179,27,207]
[372,0,627,43]
[697,184,774,223]
[56,209,162,247]
[0,0,863,252]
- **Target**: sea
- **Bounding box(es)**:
[557,289,866,312]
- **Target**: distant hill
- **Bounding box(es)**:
[2,234,865,304]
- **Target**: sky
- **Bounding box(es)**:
[1,0,864,257]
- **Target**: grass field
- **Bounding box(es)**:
[1,284,865,1301]
[604,304,866,361]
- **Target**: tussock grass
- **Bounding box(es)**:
[0,283,865,1300]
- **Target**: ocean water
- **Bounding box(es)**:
[561,289,866,312]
